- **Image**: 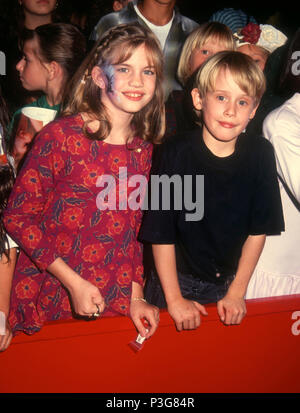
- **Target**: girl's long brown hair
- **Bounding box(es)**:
[61,23,165,144]
[0,86,15,261]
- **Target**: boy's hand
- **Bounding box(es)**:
[167,297,208,331]
[217,293,246,325]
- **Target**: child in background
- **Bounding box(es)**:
[8,23,86,169]
[234,23,288,137]
[165,22,236,139]
[15,0,59,30]
[0,0,62,114]
[0,87,17,352]
[177,22,236,88]
[139,51,284,331]
[4,23,163,342]
[234,23,287,71]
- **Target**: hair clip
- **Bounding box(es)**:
[234,23,287,53]
[80,72,92,85]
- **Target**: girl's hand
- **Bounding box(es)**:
[130,299,160,339]
[167,297,208,331]
[217,293,247,325]
[13,130,33,164]
[0,321,13,352]
[68,277,106,318]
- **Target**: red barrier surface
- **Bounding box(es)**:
[0,294,299,393]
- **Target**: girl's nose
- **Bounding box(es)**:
[129,71,143,87]
[16,57,24,72]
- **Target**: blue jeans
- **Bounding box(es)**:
[144,270,234,309]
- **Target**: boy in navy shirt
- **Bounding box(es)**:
[139,51,284,331]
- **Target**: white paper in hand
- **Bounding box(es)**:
[0,311,6,335]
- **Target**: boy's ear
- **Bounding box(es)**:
[249,102,259,120]
[191,88,203,110]
[91,66,106,89]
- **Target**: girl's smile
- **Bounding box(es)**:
[94,44,157,117]
[122,91,146,101]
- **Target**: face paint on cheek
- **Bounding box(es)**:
[102,63,115,94]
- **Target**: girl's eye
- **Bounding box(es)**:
[117,67,129,73]
[144,69,155,76]
[201,50,209,55]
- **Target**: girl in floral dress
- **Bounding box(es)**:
[4,24,164,341]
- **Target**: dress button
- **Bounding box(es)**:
[216,272,221,278]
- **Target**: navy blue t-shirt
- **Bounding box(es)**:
[139,128,284,284]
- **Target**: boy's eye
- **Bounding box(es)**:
[239,100,248,106]
[216,95,226,101]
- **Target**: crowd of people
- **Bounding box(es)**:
[0,1,299,352]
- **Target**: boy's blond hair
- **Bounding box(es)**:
[177,22,236,86]
[194,51,266,104]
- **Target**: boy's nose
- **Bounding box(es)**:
[224,102,236,117]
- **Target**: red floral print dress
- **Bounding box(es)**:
[4,114,153,335]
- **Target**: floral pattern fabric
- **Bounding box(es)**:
[4,114,152,335]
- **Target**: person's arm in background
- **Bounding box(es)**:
[263,105,300,202]
[0,248,17,351]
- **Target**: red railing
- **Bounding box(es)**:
[1,294,299,393]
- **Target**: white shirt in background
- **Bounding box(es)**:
[134,1,174,50]
[246,93,300,299]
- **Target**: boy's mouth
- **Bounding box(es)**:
[219,121,236,128]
